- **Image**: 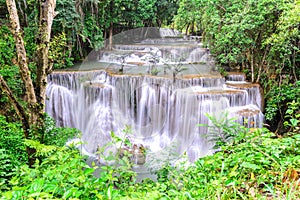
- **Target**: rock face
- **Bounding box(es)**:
[46,33,264,162]
[119,144,146,165]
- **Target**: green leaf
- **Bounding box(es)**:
[290,119,299,127]
[241,162,260,170]
[84,168,94,175]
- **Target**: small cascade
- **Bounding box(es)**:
[46,83,75,127]
[159,28,181,38]
[228,105,264,128]
[46,29,264,163]
[224,73,263,128]
[226,82,262,109]
[99,44,208,65]
[226,72,246,81]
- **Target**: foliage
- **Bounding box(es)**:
[52,0,104,59]
[0,150,15,191]
[42,115,80,147]
[174,0,299,131]
[123,129,300,199]
[1,120,300,199]
[82,14,104,50]
[0,26,23,99]
[2,147,132,199]
[23,25,38,62]
[0,65,23,100]
[174,0,299,81]
[2,0,182,63]
[0,116,26,191]
[265,80,300,132]
[0,116,26,160]
[96,129,137,191]
[0,26,15,66]
[284,100,300,134]
[49,32,74,69]
[0,114,80,192]
[52,0,79,33]
[0,127,137,199]
[199,112,247,149]
[173,0,202,34]
[155,0,179,27]
[265,0,300,81]
[2,147,101,199]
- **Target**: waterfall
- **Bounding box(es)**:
[159,28,181,38]
[226,72,246,81]
[46,30,264,163]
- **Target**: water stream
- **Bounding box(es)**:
[46,28,264,166]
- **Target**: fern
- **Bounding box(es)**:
[199,112,247,149]
[24,139,57,157]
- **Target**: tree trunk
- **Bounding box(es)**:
[250,49,254,83]
[256,46,269,83]
[35,0,56,142]
[6,0,37,113]
[108,0,114,50]
[35,0,56,120]
[4,0,56,166]
[0,76,30,134]
[185,23,190,35]
[108,21,113,50]
[0,75,37,166]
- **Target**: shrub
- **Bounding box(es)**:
[0,116,26,191]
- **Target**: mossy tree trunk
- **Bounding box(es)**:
[0,0,56,166]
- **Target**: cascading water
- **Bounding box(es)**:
[46,28,264,164]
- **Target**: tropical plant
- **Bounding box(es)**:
[173,0,202,34]
[1,120,300,199]
[1,147,100,199]
[122,129,300,199]
[49,32,74,69]
[174,0,299,132]
[0,116,26,191]
[155,0,179,27]
[265,80,300,132]
[0,126,138,199]
[284,100,300,134]
[96,130,137,190]
[198,112,247,149]
[0,114,79,192]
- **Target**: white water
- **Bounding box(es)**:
[46,30,264,163]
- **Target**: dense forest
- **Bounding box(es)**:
[0,0,299,199]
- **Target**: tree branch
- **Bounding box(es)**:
[6,0,37,108]
[36,0,56,107]
[0,76,30,137]
[256,45,269,83]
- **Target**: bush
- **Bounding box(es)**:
[0,115,80,193]
[1,114,299,199]
[265,80,300,133]
[2,148,101,199]
[0,116,26,191]
[124,129,300,199]
[43,115,80,147]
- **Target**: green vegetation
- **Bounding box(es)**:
[265,80,300,133]
[0,116,26,190]
[0,0,299,199]
[0,115,79,190]
[199,112,246,149]
[129,129,300,199]
[174,0,299,132]
[1,116,299,199]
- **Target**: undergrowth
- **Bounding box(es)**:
[124,129,300,199]
[0,116,299,199]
